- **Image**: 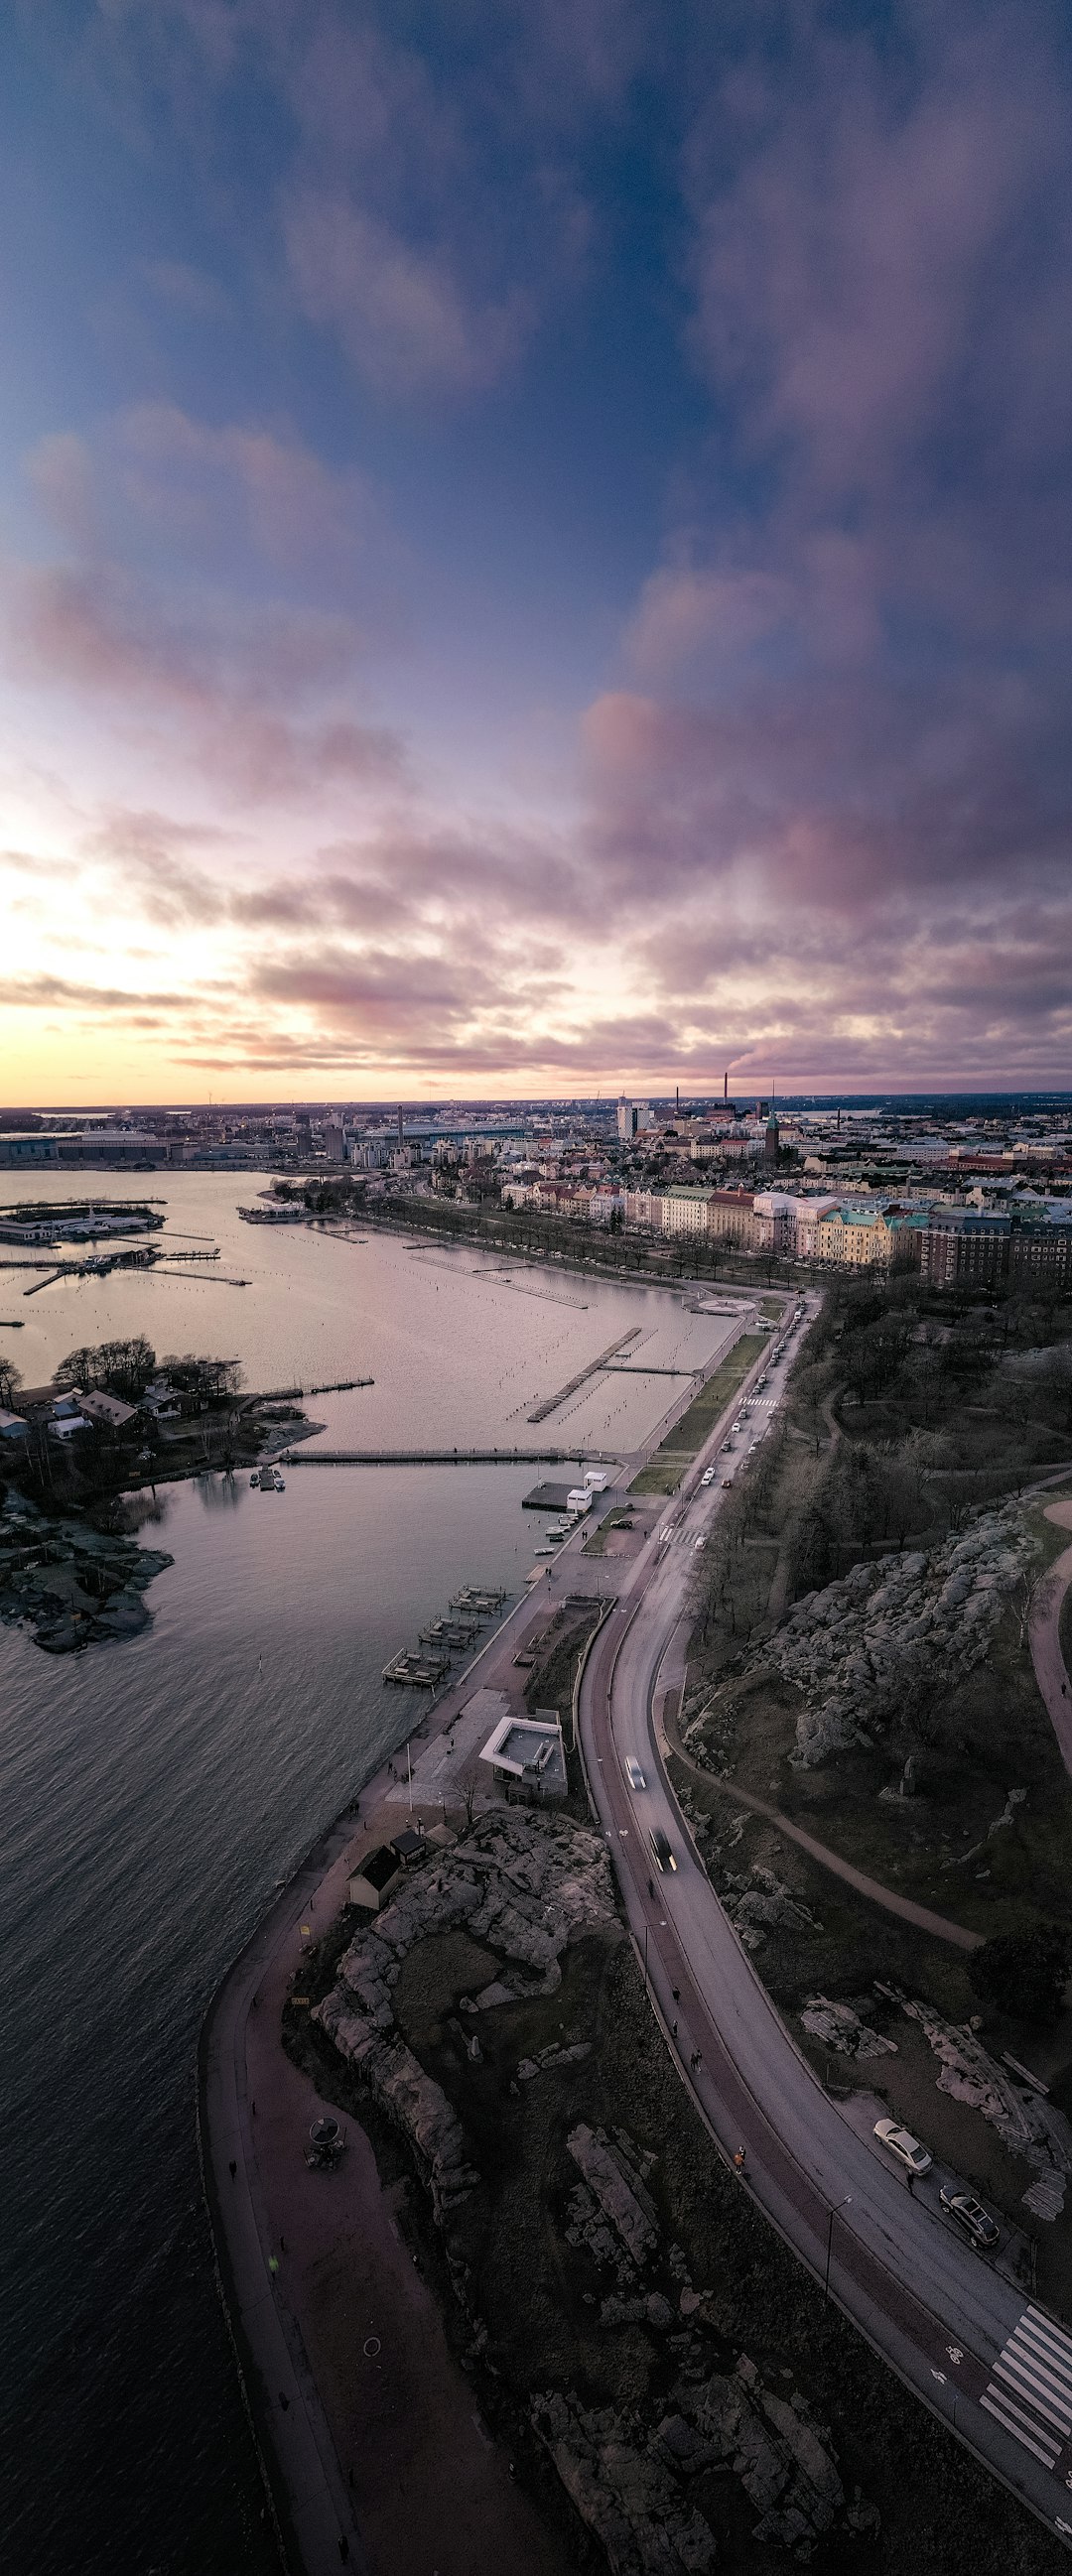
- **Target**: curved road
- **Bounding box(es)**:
[577,1304,1072,2552]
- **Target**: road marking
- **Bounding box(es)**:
[981,2307,1072,2468]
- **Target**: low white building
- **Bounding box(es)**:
[0,1408,28,1440]
[478,1711,567,1803]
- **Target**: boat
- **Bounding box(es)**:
[249,1472,260,1487]
[275,1476,285,1490]
[533,1544,555,1556]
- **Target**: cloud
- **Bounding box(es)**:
[4,555,405,804]
[137,257,231,319]
[285,194,529,397]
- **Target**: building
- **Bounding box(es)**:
[661,1186,714,1236]
[324,1120,347,1163]
[0,1409,29,1440]
[78,1389,138,1431]
[919,1213,1010,1289]
[347,1846,404,1913]
[478,1710,567,1803]
[706,1190,759,1248]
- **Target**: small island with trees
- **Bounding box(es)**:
[0,1335,309,1654]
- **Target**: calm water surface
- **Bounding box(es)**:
[0,1187,735,2574]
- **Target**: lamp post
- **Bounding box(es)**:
[825,2196,851,2301]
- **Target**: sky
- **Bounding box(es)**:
[1,0,1071,1105]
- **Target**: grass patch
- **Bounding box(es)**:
[582,1506,633,1556]
[630,1333,765,1494]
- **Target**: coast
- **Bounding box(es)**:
[199,1302,784,2573]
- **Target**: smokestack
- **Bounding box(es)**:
[724,1069,728,1100]
[397,1103,404,1145]
[675,1083,680,1114]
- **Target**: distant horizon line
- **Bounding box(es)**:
[4,1088,1072,1117]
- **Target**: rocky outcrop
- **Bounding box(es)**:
[755,1509,1034,1766]
[799,1996,897,2060]
[315,1809,617,2218]
[900,1997,1072,2217]
[568,2125,659,2267]
[532,2357,856,2571]
[531,2391,718,2576]
[0,1500,172,1653]
[717,1865,821,1950]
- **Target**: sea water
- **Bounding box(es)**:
[0,1186,737,2573]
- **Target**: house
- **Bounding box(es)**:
[79,1389,138,1431]
[141,1378,182,1421]
[50,1410,91,1441]
[347,1845,405,1913]
[0,1408,29,1440]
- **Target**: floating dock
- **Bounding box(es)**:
[382,1647,450,1689]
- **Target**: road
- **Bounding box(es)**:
[576,1299,1072,2550]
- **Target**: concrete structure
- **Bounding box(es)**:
[478,1711,567,1802]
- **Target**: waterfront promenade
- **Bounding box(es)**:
[200,1554,611,2576]
[200,1297,786,2572]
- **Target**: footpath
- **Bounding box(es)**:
[200,1297,790,2573]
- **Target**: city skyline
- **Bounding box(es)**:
[2,1,1071,1102]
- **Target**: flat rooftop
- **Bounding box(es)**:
[479,1712,567,1797]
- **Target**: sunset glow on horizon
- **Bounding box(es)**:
[2,2,1071,1105]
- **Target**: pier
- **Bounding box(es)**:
[245,1376,373,1405]
[384,1583,507,1687]
[526,1325,642,1422]
[282,1445,615,1467]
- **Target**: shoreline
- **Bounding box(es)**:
[198,1291,783,2573]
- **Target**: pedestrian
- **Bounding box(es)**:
[279,2236,286,2253]
[672,2020,678,2038]
[672,1986,680,2002]
[279,2392,289,2411]
[251,2100,256,2116]
[269,2255,280,2278]
[339,2541,349,2564]
[229,2160,237,2180]
[906,2170,914,2194]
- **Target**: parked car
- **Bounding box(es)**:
[939,2187,1000,2249]
[648,1826,677,1872]
[625,1758,646,1791]
[873,2119,932,2177]
[702,1466,716,1485]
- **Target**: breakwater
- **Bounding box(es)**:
[282,1446,617,1467]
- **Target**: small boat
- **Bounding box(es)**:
[533,1544,555,1556]
[275,1476,285,1490]
[249,1472,260,1488]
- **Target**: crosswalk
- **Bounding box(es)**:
[981,2305,1072,2469]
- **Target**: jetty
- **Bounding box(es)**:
[526,1325,642,1423]
[245,1376,373,1405]
[282,1445,614,1467]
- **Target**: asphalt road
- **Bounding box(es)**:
[576,1300,1072,2550]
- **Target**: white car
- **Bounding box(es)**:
[873,2119,932,2177]
[701,1466,716,1485]
[693,1535,706,1551]
[625,1758,646,1791]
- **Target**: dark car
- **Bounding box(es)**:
[648,1826,677,1873]
[939,2187,1001,2250]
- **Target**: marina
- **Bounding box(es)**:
[383,1582,507,1688]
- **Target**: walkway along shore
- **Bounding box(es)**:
[197,1299,789,2573]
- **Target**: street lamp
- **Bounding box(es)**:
[825,2196,851,2301]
